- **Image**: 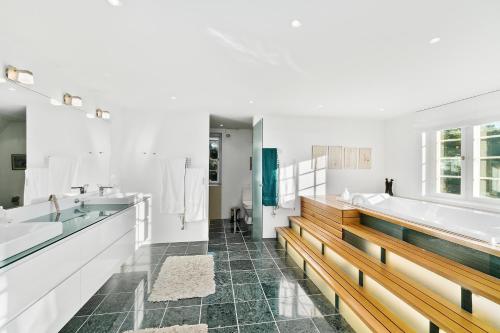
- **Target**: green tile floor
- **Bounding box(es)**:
[59,219,354,333]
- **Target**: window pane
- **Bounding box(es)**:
[480,179,500,198]
[440,177,461,195]
[441,141,461,157]
[480,137,500,157]
[441,128,461,140]
[480,159,500,178]
[209,141,219,159]
[440,159,461,176]
[480,122,500,137]
[209,160,218,171]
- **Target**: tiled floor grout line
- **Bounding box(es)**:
[241,225,281,333]
[225,220,241,333]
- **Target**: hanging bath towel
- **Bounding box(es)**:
[160,158,186,214]
[185,168,207,222]
[262,148,278,206]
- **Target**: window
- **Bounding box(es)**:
[437,128,463,195]
[209,133,222,184]
[476,122,500,199]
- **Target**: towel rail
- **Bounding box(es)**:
[181,157,191,230]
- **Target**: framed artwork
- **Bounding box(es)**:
[11,154,26,170]
[312,145,328,168]
[358,148,372,169]
[343,147,358,169]
[328,146,343,169]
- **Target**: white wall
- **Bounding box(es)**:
[0,120,26,208]
[211,128,252,219]
[261,115,386,238]
[111,110,209,243]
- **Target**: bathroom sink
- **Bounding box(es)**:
[84,193,139,205]
[0,222,63,262]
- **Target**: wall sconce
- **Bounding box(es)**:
[63,93,83,107]
[96,108,111,119]
[5,66,34,85]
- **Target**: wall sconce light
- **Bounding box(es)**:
[63,93,83,107]
[5,66,34,85]
[96,108,111,119]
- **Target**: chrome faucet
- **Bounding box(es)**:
[48,194,61,221]
[71,184,89,194]
[98,185,113,197]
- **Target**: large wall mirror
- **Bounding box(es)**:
[0,73,112,209]
[0,105,26,209]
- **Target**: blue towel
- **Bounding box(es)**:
[262,148,278,206]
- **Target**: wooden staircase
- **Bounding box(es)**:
[275,196,500,333]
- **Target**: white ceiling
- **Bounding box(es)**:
[1,0,499,119]
[210,115,253,129]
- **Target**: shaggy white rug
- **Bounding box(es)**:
[122,324,208,333]
[148,255,215,301]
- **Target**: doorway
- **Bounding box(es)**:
[208,115,254,233]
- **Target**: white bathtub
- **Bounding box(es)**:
[350,193,500,246]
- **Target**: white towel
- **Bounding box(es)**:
[279,163,297,209]
[48,156,77,196]
[184,168,206,222]
[160,158,186,214]
[75,154,110,190]
[24,168,49,205]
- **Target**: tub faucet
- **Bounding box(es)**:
[48,194,61,221]
[98,185,113,197]
[71,184,89,194]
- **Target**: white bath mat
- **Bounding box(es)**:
[148,255,215,301]
[122,324,208,333]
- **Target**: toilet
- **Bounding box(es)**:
[242,185,252,224]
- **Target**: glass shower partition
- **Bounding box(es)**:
[252,119,263,240]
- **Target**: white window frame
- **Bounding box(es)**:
[435,127,465,198]
[422,121,500,207]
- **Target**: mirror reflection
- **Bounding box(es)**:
[0,105,26,209]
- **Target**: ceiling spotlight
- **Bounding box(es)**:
[86,113,96,119]
[249,100,255,104]
[5,66,34,85]
[50,98,62,106]
[171,96,177,100]
[220,124,224,127]
[63,93,83,107]
[429,37,441,44]
[107,0,123,6]
[291,19,302,28]
[96,108,111,119]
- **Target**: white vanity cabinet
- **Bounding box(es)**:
[0,198,150,333]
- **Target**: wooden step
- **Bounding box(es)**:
[288,216,497,333]
[342,223,500,305]
[276,227,414,333]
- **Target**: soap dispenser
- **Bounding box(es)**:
[341,188,350,201]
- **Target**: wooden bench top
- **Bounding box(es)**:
[343,223,500,304]
[289,216,497,333]
[276,227,413,333]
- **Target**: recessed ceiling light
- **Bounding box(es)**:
[249,100,255,104]
[429,37,441,44]
[291,19,302,28]
[50,98,62,106]
[379,108,385,112]
[317,104,324,109]
[86,113,96,119]
[171,96,177,100]
[107,0,123,6]
[220,124,224,127]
